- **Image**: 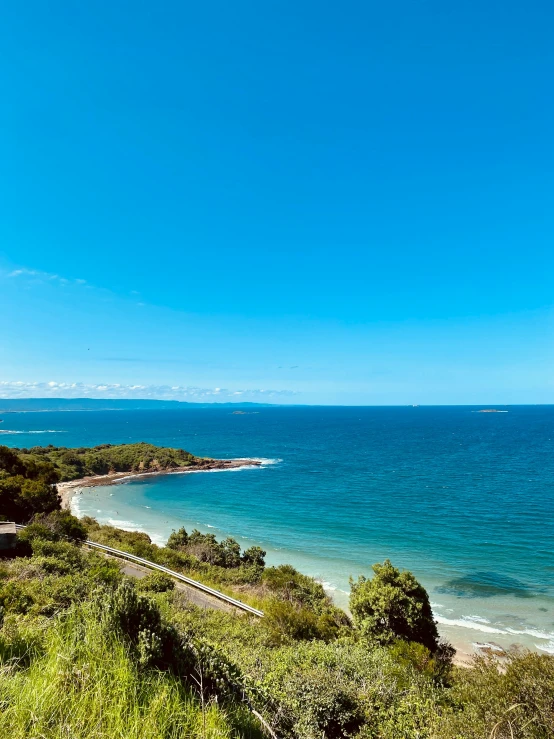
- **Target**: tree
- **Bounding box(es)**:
[241,545,266,568]
[349,559,440,652]
[221,537,241,567]
[187,530,224,566]
[32,510,88,541]
[0,475,60,523]
[166,527,189,550]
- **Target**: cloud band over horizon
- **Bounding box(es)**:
[0,381,296,402]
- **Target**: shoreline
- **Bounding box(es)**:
[65,476,476,666]
[57,459,545,666]
[57,457,262,509]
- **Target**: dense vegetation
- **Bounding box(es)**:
[0,445,61,522]
[1,443,554,738]
[0,443,201,521]
[8,442,200,481]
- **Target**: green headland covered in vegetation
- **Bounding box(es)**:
[1,443,553,738]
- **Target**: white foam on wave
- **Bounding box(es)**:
[435,615,506,635]
[472,642,505,652]
[0,429,66,434]
[168,457,282,476]
[536,641,554,654]
[462,614,491,624]
[436,614,554,642]
[106,518,166,546]
[69,494,85,518]
[505,626,554,640]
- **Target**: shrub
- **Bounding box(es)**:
[436,651,554,738]
[0,582,34,614]
[241,546,266,568]
[137,572,175,593]
[350,559,441,652]
[31,510,88,542]
[0,475,60,523]
[166,527,189,550]
[262,565,332,613]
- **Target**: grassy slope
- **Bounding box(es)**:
[1,528,554,738]
[2,441,554,739]
[0,608,250,739]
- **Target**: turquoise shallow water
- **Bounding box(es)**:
[2,405,554,654]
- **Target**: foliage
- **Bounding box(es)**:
[436,652,554,739]
[0,595,261,739]
[11,442,199,481]
[31,509,88,541]
[0,522,553,739]
[243,639,445,739]
[136,571,175,593]
[0,445,59,484]
[350,559,441,652]
[167,526,190,549]
[241,545,266,567]
[262,564,332,612]
[0,537,122,617]
[0,444,61,522]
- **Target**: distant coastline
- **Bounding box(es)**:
[0,398,275,413]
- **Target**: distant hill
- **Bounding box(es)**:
[0,398,273,412]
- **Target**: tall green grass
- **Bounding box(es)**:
[0,605,260,739]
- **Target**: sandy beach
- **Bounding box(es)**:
[57,458,262,509]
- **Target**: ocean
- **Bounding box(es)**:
[2,405,553,655]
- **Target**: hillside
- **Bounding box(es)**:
[13,442,200,481]
[1,443,554,737]
[0,443,256,522]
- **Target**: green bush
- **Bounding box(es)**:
[262,564,330,612]
[241,546,266,567]
[350,559,441,652]
[137,572,175,593]
[31,510,88,541]
[436,651,554,739]
[249,639,443,739]
[166,526,189,549]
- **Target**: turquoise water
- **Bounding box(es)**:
[2,405,554,654]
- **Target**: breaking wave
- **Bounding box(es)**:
[435,614,554,644]
[0,429,66,434]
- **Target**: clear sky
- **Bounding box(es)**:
[2,1,553,405]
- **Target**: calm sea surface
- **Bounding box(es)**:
[2,405,553,654]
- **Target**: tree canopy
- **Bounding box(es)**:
[9,442,198,482]
[349,559,440,652]
[0,445,61,523]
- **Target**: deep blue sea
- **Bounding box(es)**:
[2,405,554,655]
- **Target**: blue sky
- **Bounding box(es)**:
[2,1,553,404]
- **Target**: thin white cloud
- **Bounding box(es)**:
[5,267,87,287]
[0,381,295,402]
